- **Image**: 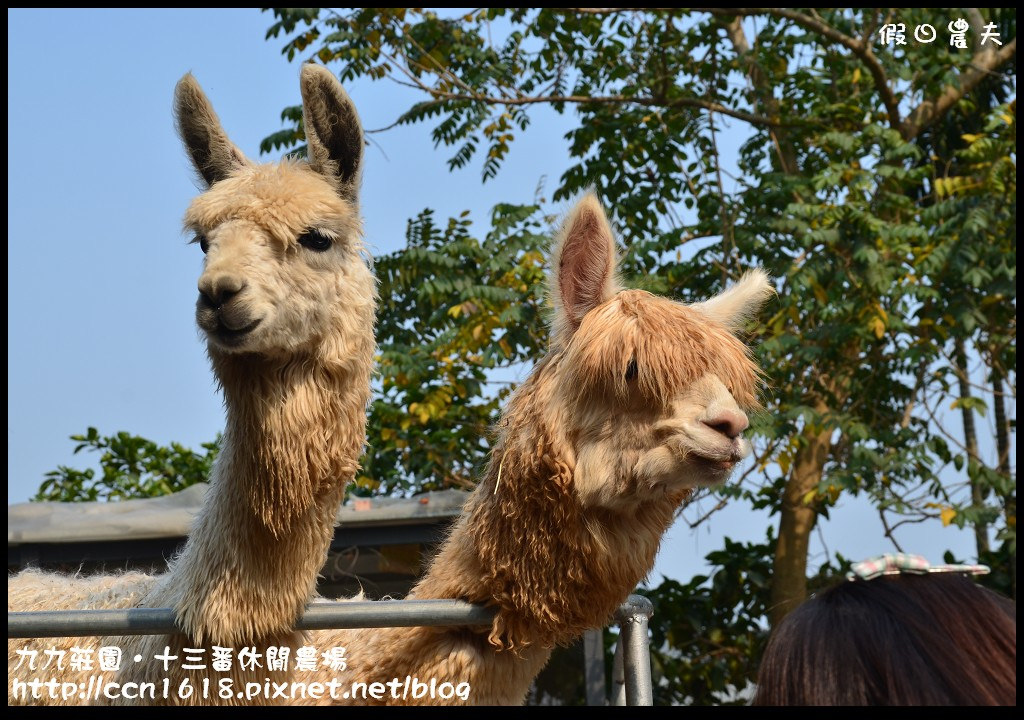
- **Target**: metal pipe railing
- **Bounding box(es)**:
[7,599,494,638]
[611,636,627,706]
[614,594,655,706]
[8,596,655,705]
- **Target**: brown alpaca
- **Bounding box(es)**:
[7,65,376,706]
[298,194,772,705]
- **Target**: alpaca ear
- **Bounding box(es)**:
[300,63,364,203]
[174,74,251,188]
[691,269,775,330]
[550,193,621,341]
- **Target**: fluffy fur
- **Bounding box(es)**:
[296,193,773,705]
[8,64,376,706]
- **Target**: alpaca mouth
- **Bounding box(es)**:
[690,455,737,473]
[210,318,262,347]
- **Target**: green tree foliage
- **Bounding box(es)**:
[35,427,220,502]
[915,105,1018,597]
[359,204,550,495]
[641,535,774,705]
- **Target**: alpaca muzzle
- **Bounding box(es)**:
[196,296,263,350]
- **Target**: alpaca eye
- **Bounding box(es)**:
[195,233,209,254]
[625,360,638,381]
[298,229,332,252]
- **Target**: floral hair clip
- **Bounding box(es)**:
[846,553,990,582]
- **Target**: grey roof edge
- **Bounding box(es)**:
[8,484,470,546]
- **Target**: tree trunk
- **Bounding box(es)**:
[724,19,826,626]
[992,374,1016,599]
[722,17,799,175]
[994,375,1011,477]
[954,338,990,556]
[769,425,832,626]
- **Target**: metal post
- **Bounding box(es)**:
[610,639,627,706]
[582,628,606,706]
[614,594,654,706]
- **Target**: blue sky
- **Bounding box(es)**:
[7,8,981,584]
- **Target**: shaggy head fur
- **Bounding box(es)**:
[512,193,769,507]
[467,193,773,651]
[176,65,369,359]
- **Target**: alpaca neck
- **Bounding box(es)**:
[160,350,369,646]
[415,490,675,645]
[379,467,680,705]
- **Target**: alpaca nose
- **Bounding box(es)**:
[702,409,749,439]
[198,273,245,309]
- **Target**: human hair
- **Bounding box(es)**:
[752,573,1016,705]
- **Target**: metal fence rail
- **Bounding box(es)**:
[7,595,654,705]
[8,599,495,638]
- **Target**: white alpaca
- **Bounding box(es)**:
[8,64,376,706]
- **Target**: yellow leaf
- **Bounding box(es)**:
[778,450,792,475]
[447,304,462,318]
[940,507,957,527]
[869,315,886,339]
[801,489,818,505]
[380,427,394,441]
[852,67,861,83]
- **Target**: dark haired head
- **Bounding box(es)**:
[753,573,1016,705]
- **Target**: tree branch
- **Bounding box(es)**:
[902,36,1017,139]
[410,89,784,127]
[693,8,903,135]
[720,14,802,183]
[563,7,675,13]
[565,7,1017,140]
[878,506,905,553]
